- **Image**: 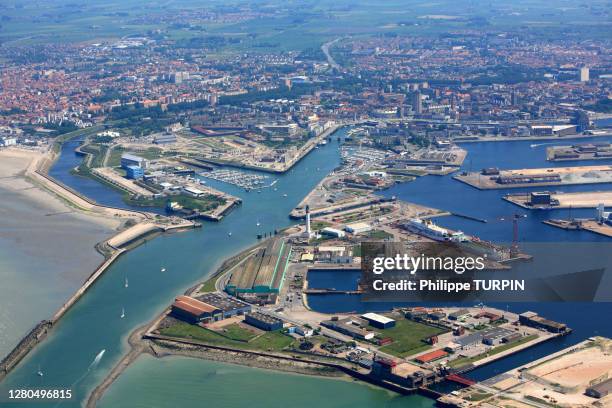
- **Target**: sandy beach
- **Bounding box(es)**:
[0,147,121,359]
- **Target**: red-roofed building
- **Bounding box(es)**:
[171,295,222,323]
[415,349,448,364]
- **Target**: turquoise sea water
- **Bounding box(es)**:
[99,355,431,408]
[1,129,612,407]
[2,129,410,407]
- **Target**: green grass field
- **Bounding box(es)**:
[376,319,447,358]
[199,272,224,293]
[217,323,258,342]
[159,321,293,351]
[2,0,609,47]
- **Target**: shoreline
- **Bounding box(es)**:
[86,327,350,408]
[86,317,411,408]
[0,144,199,382]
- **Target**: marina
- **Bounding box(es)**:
[199,169,272,191]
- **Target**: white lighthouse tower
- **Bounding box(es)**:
[304,205,313,238]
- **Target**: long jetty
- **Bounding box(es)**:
[0,144,199,382]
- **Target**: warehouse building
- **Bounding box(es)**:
[530,192,552,205]
[519,311,567,333]
[481,327,515,345]
[171,295,222,324]
[501,332,523,344]
[530,125,577,137]
[316,246,352,263]
[320,227,346,238]
[183,186,205,197]
[361,313,396,329]
[344,222,372,235]
[321,317,377,340]
[244,312,283,331]
[196,293,251,318]
[120,153,149,170]
[455,327,514,347]
[226,238,291,304]
[153,133,177,145]
[497,173,561,185]
[448,309,470,320]
[415,349,449,364]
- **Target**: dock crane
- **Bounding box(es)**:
[498,213,527,258]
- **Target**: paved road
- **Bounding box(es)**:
[321,38,342,71]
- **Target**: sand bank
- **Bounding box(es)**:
[0,147,122,359]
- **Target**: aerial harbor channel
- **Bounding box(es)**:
[1,127,612,408]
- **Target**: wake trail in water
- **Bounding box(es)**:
[530,142,558,148]
[54,349,106,407]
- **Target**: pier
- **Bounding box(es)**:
[290,196,396,219]
[450,212,488,223]
[544,219,612,238]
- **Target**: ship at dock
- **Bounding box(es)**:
[403,218,468,242]
[402,218,516,262]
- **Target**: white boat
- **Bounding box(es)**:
[228,232,232,237]
[124,277,128,288]
[120,308,125,319]
[282,193,288,197]
[256,221,260,226]
[403,218,467,242]
[160,267,166,272]
[37,366,43,377]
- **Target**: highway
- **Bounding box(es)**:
[321,38,342,71]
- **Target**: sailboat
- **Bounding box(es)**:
[124,277,128,288]
[120,307,125,319]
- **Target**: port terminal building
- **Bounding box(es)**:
[225,238,291,304]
